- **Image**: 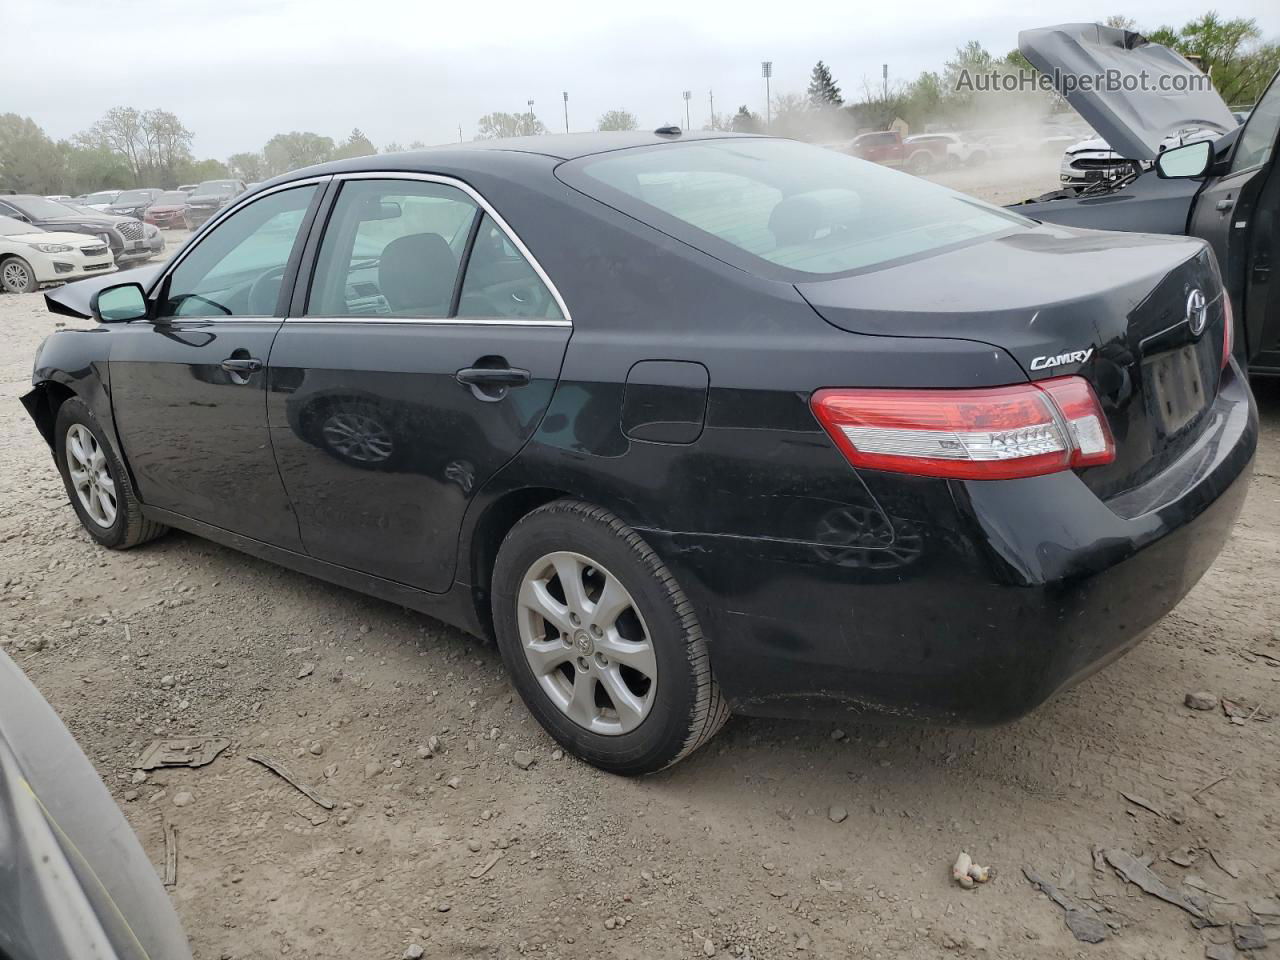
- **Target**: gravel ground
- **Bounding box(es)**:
[2,174,1279,960]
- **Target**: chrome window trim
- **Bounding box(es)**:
[287,316,570,328]
[146,176,331,313]
[303,170,573,328]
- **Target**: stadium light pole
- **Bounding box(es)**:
[683,90,692,130]
[563,91,569,133]
[761,61,772,127]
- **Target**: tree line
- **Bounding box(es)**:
[2,11,1274,196]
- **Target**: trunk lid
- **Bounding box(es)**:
[1018,22,1236,162]
[797,223,1228,499]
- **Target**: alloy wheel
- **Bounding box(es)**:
[516,551,657,735]
[65,424,117,527]
[1,259,31,293]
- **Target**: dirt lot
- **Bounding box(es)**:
[2,171,1279,960]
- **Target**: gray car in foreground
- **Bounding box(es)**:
[0,649,191,960]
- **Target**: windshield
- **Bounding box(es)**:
[7,196,80,219]
[0,215,38,236]
[192,180,237,197]
[86,192,118,203]
[155,191,189,204]
[566,138,1028,278]
[115,190,153,203]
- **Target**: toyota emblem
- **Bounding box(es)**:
[1185,288,1208,337]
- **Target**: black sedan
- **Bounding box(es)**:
[22,132,1257,774]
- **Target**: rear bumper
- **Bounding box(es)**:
[648,368,1257,725]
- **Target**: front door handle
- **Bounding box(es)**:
[1216,198,1233,211]
[455,366,531,387]
[221,357,263,373]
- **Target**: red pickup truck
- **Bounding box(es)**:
[847,131,940,173]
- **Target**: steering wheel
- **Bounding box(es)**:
[247,265,288,316]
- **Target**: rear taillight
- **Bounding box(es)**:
[1221,294,1234,370]
[810,376,1115,480]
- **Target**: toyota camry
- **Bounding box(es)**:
[21,131,1257,774]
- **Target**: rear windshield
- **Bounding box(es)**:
[193,180,238,196]
[115,190,153,203]
[156,191,189,204]
[563,138,1028,278]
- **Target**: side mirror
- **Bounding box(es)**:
[91,283,148,323]
[1155,140,1212,179]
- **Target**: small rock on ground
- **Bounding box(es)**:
[1185,691,1219,711]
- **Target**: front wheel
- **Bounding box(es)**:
[54,397,168,549]
[0,256,38,293]
[491,500,729,775]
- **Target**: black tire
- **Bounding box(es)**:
[906,151,933,175]
[0,255,38,294]
[491,500,729,775]
[54,397,168,549]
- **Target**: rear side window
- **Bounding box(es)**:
[306,179,479,317]
[456,214,563,320]
[562,138,1028,278]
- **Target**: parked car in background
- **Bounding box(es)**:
[0,214,114,293]
[82,190,121,211]
[1015,23,1279,374]
[107,187,164,219]
[177,183,198,193]
[0,195,164,268]
[44,194,72,201]
[22,132,1256,773]
[848,131,936,173]
[183,178,247,226]
[903,132,991,169]
[1058,127,1219,190]
[0,649,193,959]
[144,190,193,229]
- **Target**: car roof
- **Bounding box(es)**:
[261,130,768,188]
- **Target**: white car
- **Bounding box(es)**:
[903,132,991,167]
[1059,127,1220,189]
[82,190,121,211]
[0,215,115,293]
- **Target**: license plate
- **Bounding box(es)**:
[1145,344,1207,434]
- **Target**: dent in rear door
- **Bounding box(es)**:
[267,175,571,592]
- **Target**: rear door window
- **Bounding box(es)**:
[306,179,478,317]
[456,214,564,320]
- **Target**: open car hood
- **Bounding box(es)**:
[1019,23,1236,162]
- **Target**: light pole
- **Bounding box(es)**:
[708,89,715,129]
[682,90,692,130]
[527,99,534,134]
[761,61,772,127]
[562,91,569,133]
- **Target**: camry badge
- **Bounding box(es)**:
[1186,288,1208,336]
[1029,347,1094,371]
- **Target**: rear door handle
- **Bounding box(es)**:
[455,366,530,387]
[221,357,263,373]
[1216,198,1233,211]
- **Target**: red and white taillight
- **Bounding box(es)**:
[810,375,1115,480]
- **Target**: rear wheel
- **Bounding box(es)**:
[54,397,168,549]
[491,500,728,775]
[0,256,37,294]
[906,151,933,175]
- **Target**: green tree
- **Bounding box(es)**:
[0,114,65,193]
[174,157,230,183]
[807,60,843,107]
[262,131,335,176]
[1175,13,1278,104]
[75,106,194,186]
[597,109,639,131]
[476,111,546,138]
[1105,14,1137,30]
[227,152,265,181]
[729,105,761,133]
[60,142,131,194]
[334,127,377,160]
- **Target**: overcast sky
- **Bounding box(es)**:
[10,0,1280,158]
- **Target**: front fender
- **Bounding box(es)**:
[24,328,117,452]
[1008,170,1201,236]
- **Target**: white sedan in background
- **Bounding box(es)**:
[0,215,115,293]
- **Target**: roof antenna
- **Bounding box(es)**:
[654,125,682,137]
